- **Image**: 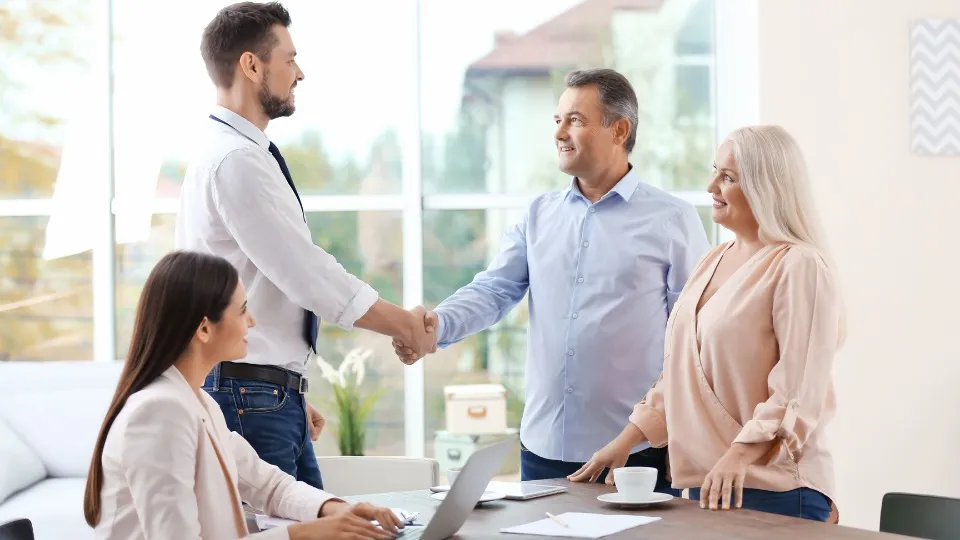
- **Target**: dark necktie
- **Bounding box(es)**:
[210,115,319,353]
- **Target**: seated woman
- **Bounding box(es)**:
[570,125,843,522]
[84,250,404,539]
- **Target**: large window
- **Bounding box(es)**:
[0,217,93,361]
[422,209,529,469]
[418,0,716,477]
[0,1,105,360]
[1,0,720,462]
[420,0,715,196]
[304,211,405,456]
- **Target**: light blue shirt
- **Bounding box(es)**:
[434,167,711,463]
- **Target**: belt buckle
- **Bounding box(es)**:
[298,376,309,394]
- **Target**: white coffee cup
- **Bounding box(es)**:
[447,467,462,485]
[612,466,657,501]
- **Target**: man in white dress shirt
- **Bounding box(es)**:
[175,1,435,490]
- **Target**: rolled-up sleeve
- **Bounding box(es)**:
[211,148,378,328]
[733,249,840,460]
[628,371,669,448]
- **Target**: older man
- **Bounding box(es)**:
[395,68,710,492]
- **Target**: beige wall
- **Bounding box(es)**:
[757,0,960,530]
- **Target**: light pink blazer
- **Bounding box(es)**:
[95,366,337,539]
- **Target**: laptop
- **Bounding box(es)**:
[398,438,516,540]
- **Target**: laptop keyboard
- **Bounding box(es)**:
[398,526,424,539]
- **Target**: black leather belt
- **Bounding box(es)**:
[217,362,309,394]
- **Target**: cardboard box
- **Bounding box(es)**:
[434,429,520,480]
[443,384,507,434]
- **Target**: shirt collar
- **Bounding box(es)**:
[210,105,270,150]
[563,164,641,203]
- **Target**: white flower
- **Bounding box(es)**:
[355,357,366,387]
[315,355,341,387]
[317,348,373,388]
[343,348,372,386]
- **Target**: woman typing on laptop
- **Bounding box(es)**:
[83,251,404,539]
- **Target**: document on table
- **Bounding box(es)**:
[500,512,660,538]
[254,515,297,531]
[255,508,418,531]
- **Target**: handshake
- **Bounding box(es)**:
[392,306,439,365]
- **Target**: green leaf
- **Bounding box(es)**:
[358,387,387,422]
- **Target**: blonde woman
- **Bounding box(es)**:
[569,125,842,522]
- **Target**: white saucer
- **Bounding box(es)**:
[597,492,674,507]
[431,491,505,504]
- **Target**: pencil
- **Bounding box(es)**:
[546,512,569,528]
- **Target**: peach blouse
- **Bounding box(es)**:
[629,242,840,499]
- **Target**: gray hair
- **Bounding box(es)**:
[564,68,639,153]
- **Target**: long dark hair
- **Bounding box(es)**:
[84,250,239,527]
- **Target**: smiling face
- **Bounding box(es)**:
[708,140,758,235]
[257,24,303,119]
[553,84,628,181]
[195,281,256,363]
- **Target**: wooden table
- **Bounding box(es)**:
[348,479,912,539]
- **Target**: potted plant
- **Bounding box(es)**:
[315,347,385,456]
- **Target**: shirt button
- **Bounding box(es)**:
[567,349,575,356]
[582,241,589,248]
[572,312,579,319]
[589,207,596,213]
[577,277,584,283]
[567,388,573,393]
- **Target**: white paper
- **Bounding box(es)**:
[255,515,297,530]
[500,512,660,539]
[255,508,417,531]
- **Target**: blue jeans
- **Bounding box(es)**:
[203,364,323,489]
[687,487,832,522]
[520,442,680,496]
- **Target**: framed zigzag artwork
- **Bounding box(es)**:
[910,18,960,156]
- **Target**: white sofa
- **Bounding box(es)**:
[0,361,122,540]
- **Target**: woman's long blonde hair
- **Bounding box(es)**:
[726,125,846,344]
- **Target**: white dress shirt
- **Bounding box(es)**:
[175,106,379,373]
[95,366,338,539]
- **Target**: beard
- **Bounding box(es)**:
[259,78,295,120]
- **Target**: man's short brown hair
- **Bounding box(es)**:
[200,2,292,88]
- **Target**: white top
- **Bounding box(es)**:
[175,106,378,372]
[95,366,338,539]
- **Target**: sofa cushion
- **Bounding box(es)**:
[0,416,46,504]
[0,478,93,540]
[0,361,122,478]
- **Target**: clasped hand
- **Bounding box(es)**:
[392,307,438,365]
